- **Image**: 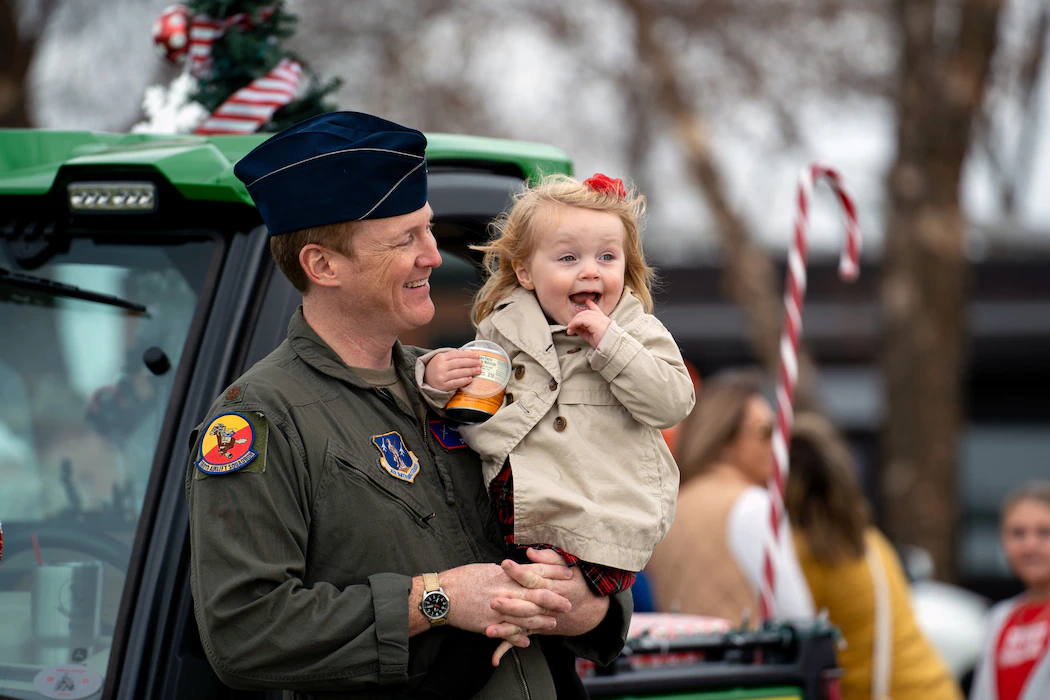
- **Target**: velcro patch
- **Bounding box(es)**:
[223,384,247,404]
[195,412,268,479]
[428,420,468,450]
[372,431,420,482]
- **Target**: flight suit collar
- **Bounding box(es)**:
[490,287,563,381]
[286,306,416,390]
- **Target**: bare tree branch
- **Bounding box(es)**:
[1009,6,1049,218]
[973,4,1048,221]
[622,0,824,410]
[0,0,36,126]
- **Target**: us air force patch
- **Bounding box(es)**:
[195,412,267,477]
[372,431,420,482]
[428,420,467,450]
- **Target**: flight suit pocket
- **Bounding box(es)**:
[309,443,443,581]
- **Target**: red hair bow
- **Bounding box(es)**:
[584,173,627,200]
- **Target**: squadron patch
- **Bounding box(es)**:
[428,420,467,450]
[196,412,267,477]
[371,431,421,483]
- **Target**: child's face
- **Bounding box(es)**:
[1001,498,1050,592]
[513,203,626,326]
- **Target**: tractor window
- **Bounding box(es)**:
[0,235,215,698]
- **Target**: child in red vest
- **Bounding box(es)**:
[971,483,1050,700]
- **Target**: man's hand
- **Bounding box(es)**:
[422,350,481,392]
[409,562,573,649]
[493,549,610,638]
[566,300,611,348]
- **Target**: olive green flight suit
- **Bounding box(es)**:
[186,308,631,700]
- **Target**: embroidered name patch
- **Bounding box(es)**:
[428,420,467,450]
[196,412,266,476]
[372,431,421,482]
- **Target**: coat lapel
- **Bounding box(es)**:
[490,288,563,380]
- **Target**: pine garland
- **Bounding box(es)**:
[187,0,340,131]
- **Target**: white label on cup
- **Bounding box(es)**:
[478,355,510,387]
[33,664,103,699]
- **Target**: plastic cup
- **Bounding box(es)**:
[445,340,511,423]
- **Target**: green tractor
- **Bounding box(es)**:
[0,128,839,700]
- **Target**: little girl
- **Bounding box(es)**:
[415,173,695,690]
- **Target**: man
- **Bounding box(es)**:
[185,111,631,700]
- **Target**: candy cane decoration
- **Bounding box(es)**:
[759,164,861,620]
[193,58,302,135]
[188,7,277,79]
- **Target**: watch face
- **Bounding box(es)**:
[422,591,449,619]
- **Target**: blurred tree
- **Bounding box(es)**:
[881,0,1003,580]
[975,3,1048,223]
[186,0,340,131]
[0,0,48,127]
[621,0,826,412]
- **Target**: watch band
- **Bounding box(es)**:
[423,572,441,593]
[421,572,448,626]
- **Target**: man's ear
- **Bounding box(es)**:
[512,259,535,291]
[299,244,342,289]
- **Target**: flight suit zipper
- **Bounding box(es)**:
[371,480,434,529]
[337,454,433,528]
[378,387,485,559]
[511,649,532,700]
[418,418,484,561]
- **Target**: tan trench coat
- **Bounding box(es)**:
[418,288,694,571]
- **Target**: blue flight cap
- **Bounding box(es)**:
[233,111,428,236]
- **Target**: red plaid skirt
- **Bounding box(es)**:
[490,462,635,596]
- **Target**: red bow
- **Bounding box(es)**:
[584,173,627,199]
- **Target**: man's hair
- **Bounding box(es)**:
[470,173,655,325]
[674,370,765,485]
[269,220,356,292]
[786,412,872,565]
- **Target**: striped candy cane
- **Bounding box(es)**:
[759,164,862,620]
[194,58,302,135]
[188,7,277,79]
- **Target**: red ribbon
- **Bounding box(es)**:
[584,173,627,199]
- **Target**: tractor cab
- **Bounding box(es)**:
[0,128,838,700]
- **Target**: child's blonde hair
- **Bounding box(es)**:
[471,173,655,325]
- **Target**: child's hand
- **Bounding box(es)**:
[423,350,482,392]
[566,300,611,348]
[492,638,517,666]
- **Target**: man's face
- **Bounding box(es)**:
[339,204,442,336]
[514,204,627,326]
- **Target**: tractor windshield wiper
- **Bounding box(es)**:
[0,265,147,313]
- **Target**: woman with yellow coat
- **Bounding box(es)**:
[786,413,962,700]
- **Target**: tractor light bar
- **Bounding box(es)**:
[68,182,157,213]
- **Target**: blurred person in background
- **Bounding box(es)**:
[646,370,814,626]
[970,483,1050,700]
[786,412,961,700]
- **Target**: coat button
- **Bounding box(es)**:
[548,378,558,391]
[553,416,567,432]
[505,393,514,404]
[514,366,525,380]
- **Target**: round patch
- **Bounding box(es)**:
[196,412,258,475]
[33,664,103,699]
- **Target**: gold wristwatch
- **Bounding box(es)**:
[419,572,450,626]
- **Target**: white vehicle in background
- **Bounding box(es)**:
[902,545,991,691]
